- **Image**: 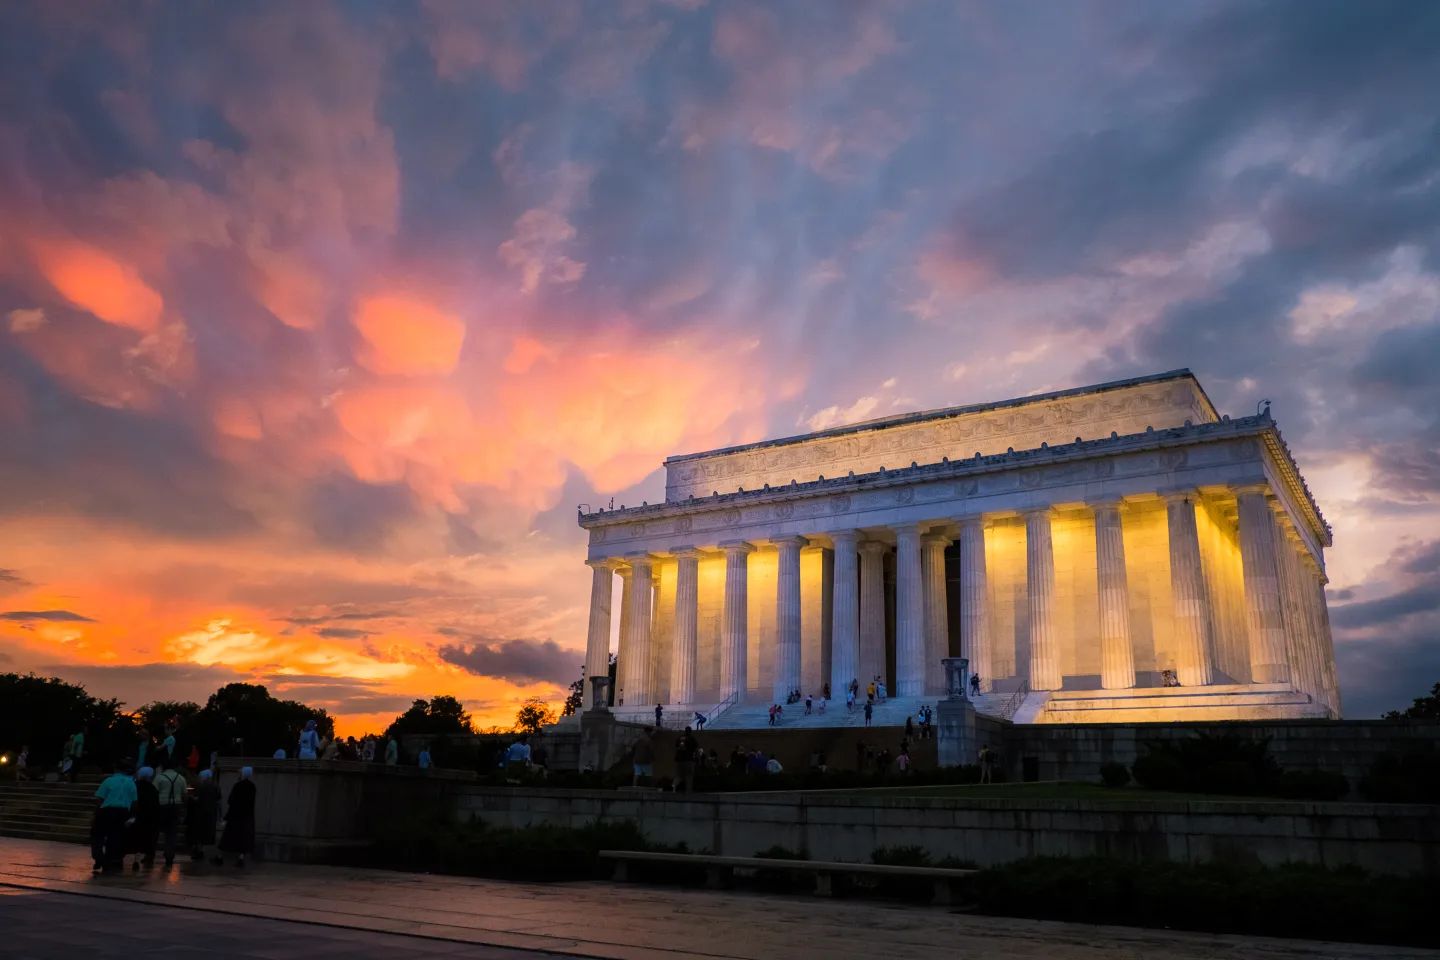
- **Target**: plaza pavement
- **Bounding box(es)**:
[0,837,1429,960]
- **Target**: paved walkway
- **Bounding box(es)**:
[0,838,1429,960]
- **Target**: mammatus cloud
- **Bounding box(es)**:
[438,637,579,687]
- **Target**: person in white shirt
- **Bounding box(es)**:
[297,719,320,760]
[765,755,783,774]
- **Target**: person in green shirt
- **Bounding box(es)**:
[384,738,399,766]
[91,762,136,874]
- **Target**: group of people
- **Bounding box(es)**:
[903,707,936,740]
[271,729,403,765]
[90,756,255,875]
[728,745,784,776]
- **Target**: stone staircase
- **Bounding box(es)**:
[1036,683,1330,724]
[0,777,98,845]
[706,696,938,730]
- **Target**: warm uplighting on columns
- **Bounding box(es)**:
[1164,491,1215,687]
[1092,500,1136,690]
[829,530,860,696]
[894,523,925,697]
[669,548,700,705]
[622,556,655,703]
[921,530,950,696]
[583,559,616,710]
[720,541,754,702]
[859,540,888,687]
[772,536,805,703]
[958,517,992,692]
[1236,485,1290,684]
[1025,508,1061,691]
[615,566,633,705]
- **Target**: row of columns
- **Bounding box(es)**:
[582,485,1334,711]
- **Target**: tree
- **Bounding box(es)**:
[1384,681,1440,720]
[183,682,333,758]
[133,700,200,736]
[385,695,476,739]
[561,672,584,717]
[514,697,556,734]
[0,673,125,766]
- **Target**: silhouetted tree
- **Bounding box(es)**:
[183,682,333,758]
[561,672,584,717]
[514,697,555,734]
[1384,681,1440,720]
[384,695,476,738]
[134,700,201,735]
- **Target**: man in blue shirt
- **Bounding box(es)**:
[91,762,137,874]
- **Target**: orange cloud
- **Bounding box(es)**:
[31,240,164,333]
[352,295,467,376]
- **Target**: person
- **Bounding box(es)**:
[159,727,177,766]
[297,719,320,760]
[979,745,994,784]
[418,745,432,771]
[866,680,876,703]
[804,694,813,715]
[674,729,697,793]
[362,738,376,762]
[188,769,220,862]
[970,672,981,697]
[877,747,891,771]
[877,679,888,701]
[63,729,84,782]
[817,696,826,715]
[631,728,655,786]
[746,750,766,775]
[218,767,257,867]
[384,737,399,766]
[91,761,136,874]
[272,747,287,760]
[905,715,915,739]
[846,687,855,712]
[153,757,187,868]
[503,736,531,773]
[863,700,873,728]
[729,746,745,773]
[128,766,160,871]
[693,710,707,731]
[822,682,831,701]
[897,747,911,775]
[765,754,783,775]
[654,703,664,727]
[186,745,200,774]
[14,745,28,782]
[321,736,340,761]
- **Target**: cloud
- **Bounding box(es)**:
[438,637,579,686]
[0,610,95,623]
[351,295,467,377]
[801,396,879,432]
[497,208,587,294]
[6,308,45,333]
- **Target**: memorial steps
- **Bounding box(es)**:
[1027,683,1331,724]
[0,777,98,844]
[705,696,937,730]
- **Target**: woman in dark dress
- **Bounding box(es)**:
[187,768,220,860]
[128,766,160,871]
[217,766,256,867]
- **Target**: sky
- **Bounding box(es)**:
[0,1,1437,734]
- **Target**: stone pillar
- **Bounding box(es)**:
[582,561,615,711]
[935,694,976,768]
[621,556,654,703]
[957,517,992,692]
[895,523,925,697]
[859,540,888,689]
[772,536,805,703]
[1308,570,1341,717]
[829,530,860,698]
[1236,486,1290,683]
[720,542,754,701]
[614,566,632,706]
[1271,515,1312,695]
[669,548,700,705]
[1025,508,1061,691]
[921,530,951,695]
[1092,501,1136,690]
[1165,492,1214,687]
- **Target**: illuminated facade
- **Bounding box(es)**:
[578,371,1340,726]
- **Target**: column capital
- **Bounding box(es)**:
[1232,482,1272,498]
[1160,488,1199,505]
[623,551,657,571]
[616,564,633,579]
[719,539,755,556]
[827,528,860,545]
[770,535,809,550]
[1087,497,1125,513]
[893,522,922,543]
[1020,504,1053,518]
[585,557,623,571]
[956,514,987,531]
[859,539,889,557]
[922,530,952,547]
[669,546,701,560]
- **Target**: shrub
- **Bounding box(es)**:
[1098,762,1130,788]
[871,845,931,866]
[1360,751,1440,804]
[1130,734,1344,800]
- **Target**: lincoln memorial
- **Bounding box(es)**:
[577,370,1340,727]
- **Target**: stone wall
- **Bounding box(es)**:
[457,786,1439,877]
[997,718,1440,788]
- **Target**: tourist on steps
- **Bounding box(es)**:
[863,700,873,727]
[91,760,136,875]
[970,673,981,697]
[297,719,320,760]
[217,766,257,867]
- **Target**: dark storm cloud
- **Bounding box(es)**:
[1,609,94,623]
[1330,586,1440,630]
[315,626,373,640]
[437,637,578,686]
[280,610,401,627]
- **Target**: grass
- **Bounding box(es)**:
[820,781,1279,802]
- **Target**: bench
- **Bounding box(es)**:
[598,850,977,903]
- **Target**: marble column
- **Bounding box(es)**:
[829,530,860,698]
[772,536,805,702]
[1092,500,1136,690]
[895,523,925,697]
[614,566,632,706]
[1025,508,1061,691]
[720,541,754,702]
[621,556,655,704]
[958,517,992,692]
[1236,486,1289,683]
[859,540,888,688]
[1165,492,1214,687]
[921,530,951,696]
[1308,569,1341,716]
[582,560,615,711]
[669,548,700,705]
